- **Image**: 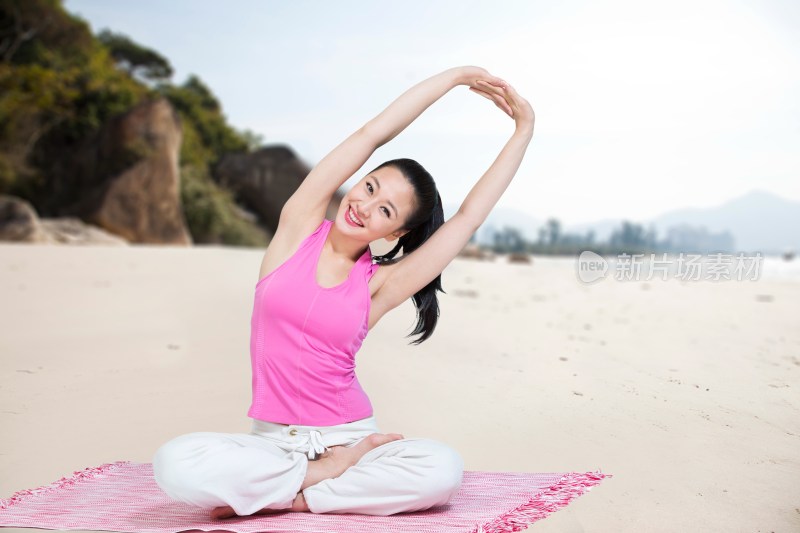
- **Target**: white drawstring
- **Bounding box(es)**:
[302,429,328,460]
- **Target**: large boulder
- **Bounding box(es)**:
[0,195,127,245]
[59,97,191,245]
[0,195,50,242]
[40,218,129,245]
[214,146,343,233]
[458,243,495,261]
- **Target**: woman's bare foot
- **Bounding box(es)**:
[210,505,237,519]
[290,490,309,512]
[300,432,404,491]
[209,432,404,519]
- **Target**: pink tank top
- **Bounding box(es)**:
[247,218,380,426]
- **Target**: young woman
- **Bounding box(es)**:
[152,65,534,519]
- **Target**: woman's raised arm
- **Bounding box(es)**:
[361,66,506,147]
[459,80,535,223]
[281,67,506,224]
[373,79,535,313]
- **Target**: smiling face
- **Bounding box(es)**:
[335,165,418,243]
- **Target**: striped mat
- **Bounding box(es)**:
[0,461,611,532]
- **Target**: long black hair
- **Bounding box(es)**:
[369,158,446,345]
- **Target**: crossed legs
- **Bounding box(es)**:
[153,430,464,519]
[209,432,405,518]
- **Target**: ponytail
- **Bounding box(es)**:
[370,159,446,345]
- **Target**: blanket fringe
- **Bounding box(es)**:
[471,470,612,533]
[0,460,131,510]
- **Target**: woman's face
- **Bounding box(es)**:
[335,165,417,243]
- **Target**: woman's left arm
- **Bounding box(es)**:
[374,81,535,312]
[458,81,535,222]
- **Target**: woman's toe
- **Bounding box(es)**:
[211,505,237,519]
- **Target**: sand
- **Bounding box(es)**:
[1,242,798,532]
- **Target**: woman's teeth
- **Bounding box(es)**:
[348,206,363,226]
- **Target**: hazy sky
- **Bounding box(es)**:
[64,0,800,226]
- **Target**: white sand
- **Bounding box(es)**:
[1,242,798,532]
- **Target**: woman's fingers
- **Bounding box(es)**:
[476,79,505,92]
[483,76,507,88]
[476,80,513,101]
[477,80,519,115]
[468,86,493,102]
[476,81,514,116]
[469,86,513,117]
[489,92,513,117]
[468,67,507,87]
[473,77,534,128]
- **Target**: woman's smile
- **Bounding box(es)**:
[345,205,364,227]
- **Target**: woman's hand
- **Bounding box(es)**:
[455,66,507,87]
[463,70,535,134]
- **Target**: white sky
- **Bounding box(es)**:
[64,0,800,226]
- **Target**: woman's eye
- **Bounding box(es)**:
[366,182,388,216]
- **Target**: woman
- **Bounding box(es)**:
[152,65,534,519]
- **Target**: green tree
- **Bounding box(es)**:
[610,220,648,251]
[157,75,248,168]
[546,217,561,246]
[0,0,94,66]
[0,0,267,245]
[97,28,173,83]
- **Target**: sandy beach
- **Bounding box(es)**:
[1,242,799,532]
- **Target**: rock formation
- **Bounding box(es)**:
[0,195,127,245]
[458,243,495,261]
[214,146,343,233]
[58,97,192,245]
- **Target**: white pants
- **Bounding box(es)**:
[152,415,464,516]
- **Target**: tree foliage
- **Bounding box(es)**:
[97,28,173,82]
[156,75,249,168]
[0,0,267,245]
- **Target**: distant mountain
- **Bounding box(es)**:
[646,190,800,254]
[452,189,800,254]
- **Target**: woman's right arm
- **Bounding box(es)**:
[361,66,506,147]
[281,66,506,224]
